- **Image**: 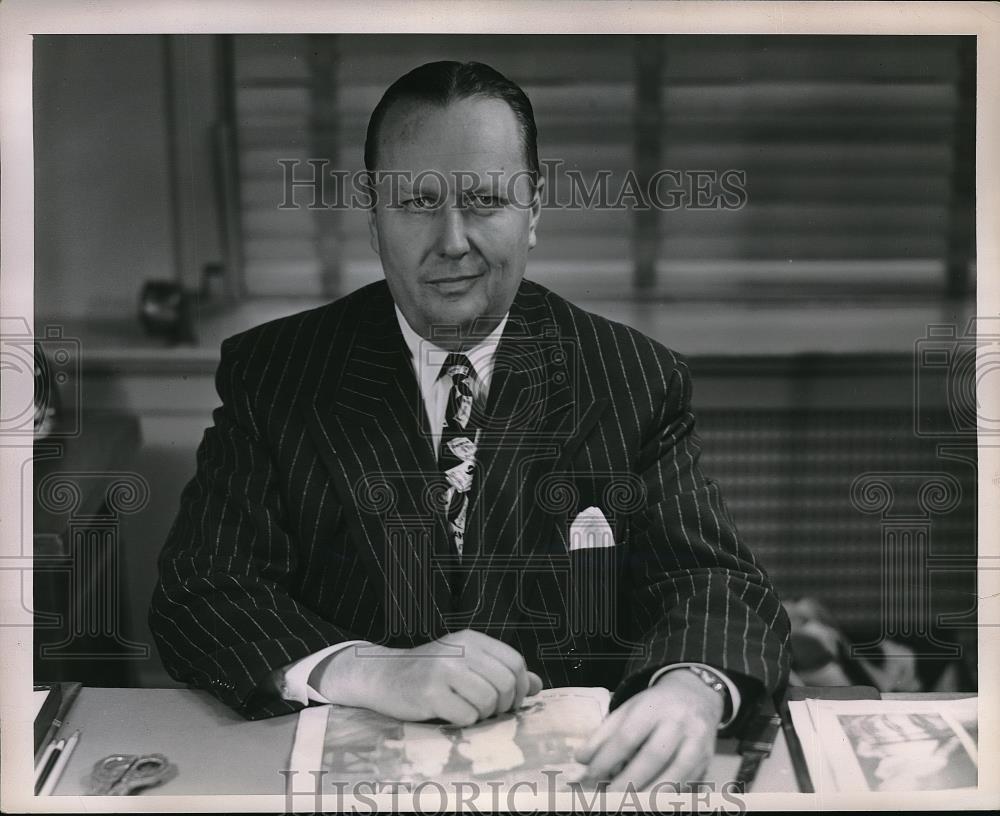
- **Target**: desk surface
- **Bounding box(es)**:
[51,687,800,795]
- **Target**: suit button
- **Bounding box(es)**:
[571,659,583,670]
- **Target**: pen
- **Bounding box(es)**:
[38,730,80,796]
[34,738,64,795]
[776,695,814,793]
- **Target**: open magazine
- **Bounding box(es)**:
[289,687,609,787]
[787,696,978,792]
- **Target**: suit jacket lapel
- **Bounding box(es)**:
[304,285,454,642]
[456,283,610,636]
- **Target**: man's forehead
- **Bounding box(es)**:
[376,96,528,176]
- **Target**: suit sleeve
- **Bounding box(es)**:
[148,335,362,719]
[610,351,790,731]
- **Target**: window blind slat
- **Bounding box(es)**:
[232,34,971,298]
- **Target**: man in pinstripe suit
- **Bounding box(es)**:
[150,61,789,788]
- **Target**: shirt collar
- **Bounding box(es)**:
[394,305,509,396]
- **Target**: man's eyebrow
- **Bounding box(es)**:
[392,178,426,197]
[468,179,507,195]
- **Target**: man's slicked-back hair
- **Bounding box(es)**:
[364,60,539,179]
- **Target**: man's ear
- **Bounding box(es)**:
[362,170,381,256]
[367,205,380,256]
[527,176,544,250]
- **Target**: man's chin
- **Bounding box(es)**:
[425,296,482,330]
[426,308,507,345]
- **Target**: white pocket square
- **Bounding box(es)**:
[569,506,615,551]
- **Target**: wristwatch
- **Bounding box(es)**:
[686,665,733,721]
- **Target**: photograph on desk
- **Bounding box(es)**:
[1,0,996,809]
[788,697,979,793]
[290,687,610,787]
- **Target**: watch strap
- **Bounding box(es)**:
[686,665,733,721]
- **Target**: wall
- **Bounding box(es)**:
[34,35,224,319]
[34,36,175,318]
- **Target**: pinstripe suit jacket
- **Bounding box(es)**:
[150,279,789,724]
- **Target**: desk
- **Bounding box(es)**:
[50,688,800,795]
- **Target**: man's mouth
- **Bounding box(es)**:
[426,273,484,296]
[427,273,483,284]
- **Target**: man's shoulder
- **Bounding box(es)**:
[524,279,688,373]
[219,281,389,362]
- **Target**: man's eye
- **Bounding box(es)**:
[402,196,435,212]
[466,194,505,211]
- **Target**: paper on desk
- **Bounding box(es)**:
[289,687,610,788]
[788,697,977,793]
[32,689,50,721]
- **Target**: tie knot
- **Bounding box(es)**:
[439,352,475,384]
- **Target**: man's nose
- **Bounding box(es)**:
[436,202,470,258]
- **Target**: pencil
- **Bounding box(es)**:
[38,730,79,796]
[34,738,63,795]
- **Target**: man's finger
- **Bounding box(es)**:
[526,672,543,696]
[656,732,714,790]
[575,703,627,764]
[475,633,529,679]
[467,651,519,714]
[471,636,533,711]
[580,729,649,785]
[577,709,653,782]
[431,690,481,727]
[507,668,543,712]
[449,669,500,719]
[609,725,683,791]
[510,665,529,712]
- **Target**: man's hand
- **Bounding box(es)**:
[574,669,723,790]
[312,629,543,726]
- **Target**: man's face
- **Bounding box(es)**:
[368,96,541,343]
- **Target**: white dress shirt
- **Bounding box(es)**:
[277,306,741,727]
[394,305,508,456]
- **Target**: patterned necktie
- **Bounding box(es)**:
[437,352,480,559]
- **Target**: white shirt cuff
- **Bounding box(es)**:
[278,641,369,705]
[648,662,742,729]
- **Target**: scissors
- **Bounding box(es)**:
[88,753,177,795]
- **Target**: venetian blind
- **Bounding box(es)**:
[650,35,973,299]
[231,35,972,299]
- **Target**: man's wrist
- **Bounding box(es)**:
[682,665,732,722]
[650,666,726,724]
[310,643,399,707]
[278,641,370,705]
[649,662,740,728]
